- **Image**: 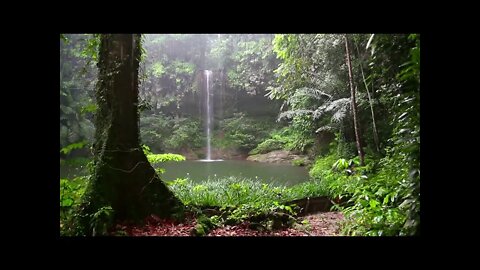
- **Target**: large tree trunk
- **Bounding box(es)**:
[75,34,183,236]
[344,35,365,166]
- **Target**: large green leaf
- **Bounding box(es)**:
[369,199,379,209]
[61,198,74,207]
[60,141,88,155]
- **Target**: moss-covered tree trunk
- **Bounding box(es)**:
[75,34,183,236]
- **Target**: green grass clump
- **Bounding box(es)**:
[167,176,328,209]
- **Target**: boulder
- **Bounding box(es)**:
[247,150,310,165]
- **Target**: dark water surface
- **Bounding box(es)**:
[160,160,309,186]
[60,160,310,187]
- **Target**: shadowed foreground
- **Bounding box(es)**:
[112,211,344,236]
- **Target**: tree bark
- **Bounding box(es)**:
[344,35,365,166]
[75,34,183,236]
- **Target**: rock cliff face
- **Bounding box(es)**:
[246,150,310,165]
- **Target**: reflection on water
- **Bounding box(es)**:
[60,160,310,187]
[159,160,309,186]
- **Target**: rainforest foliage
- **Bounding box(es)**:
[60,33,420,236]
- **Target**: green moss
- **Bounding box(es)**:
[292,158,306,166]
[192,224,206,236]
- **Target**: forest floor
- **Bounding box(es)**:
[115,211,344,236]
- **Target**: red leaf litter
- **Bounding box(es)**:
[112,212,344,237]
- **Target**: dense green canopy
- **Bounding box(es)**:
[60,34,419,236]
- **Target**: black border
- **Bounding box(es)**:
[21,23,435,255]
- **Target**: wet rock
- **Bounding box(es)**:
[247,150,310,164]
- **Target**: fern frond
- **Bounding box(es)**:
[295,87,332,100]
[315,125,335,133]
[325,98,350,112]
[278,109,313,120]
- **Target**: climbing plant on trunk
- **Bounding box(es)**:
[73,34,184,236]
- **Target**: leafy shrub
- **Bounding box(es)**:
[292,159,306,166]
[332,158,349,171]
[220,113,272,152]
[142,145,186,175]
[165,118,203,150]
[140,113,172,152]
[309,153,338,181]
[60,177,89,235]
[308,147,417,236]
[249,138,284,155]
[339,169,407,236]
[140,114,203,152]
[60,141,88,155]
[147,153,186,164]
[90,206,114,236]
[251,127,314,155]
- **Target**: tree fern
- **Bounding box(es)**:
[294,87,332,101]
[278,109,313,121]
[326,98,350,123]
[280,87,350,133]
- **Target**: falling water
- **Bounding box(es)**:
[205,70,212,160]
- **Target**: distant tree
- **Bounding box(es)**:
[60,34,97,153]
[269,34,352,154]
[344,35,365,165]
[353,36,380,153]
[74,34,183,236]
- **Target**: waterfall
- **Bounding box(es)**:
[205,70,212,160]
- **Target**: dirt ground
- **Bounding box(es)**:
[119,211,345,237]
